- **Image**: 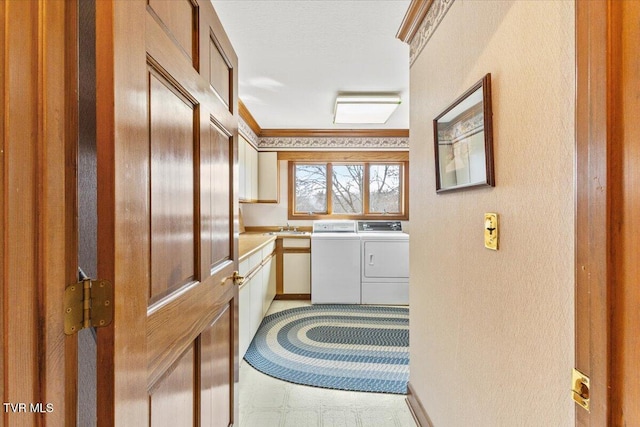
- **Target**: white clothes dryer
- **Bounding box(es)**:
[358,221,409,305]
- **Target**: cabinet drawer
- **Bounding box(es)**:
[282,238,310,248]
[249,251,262,272]
[261,241,276,259]
[239,259,250,277]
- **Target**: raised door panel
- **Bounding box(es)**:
[201,304,233,427]
[207,122,233,270]
[149,68,198,301]
[209,33,232,108]
[150,345,195,426]
[148,0,198,67]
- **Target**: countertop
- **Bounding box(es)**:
[239,233,276,261]
[239,231,312,261]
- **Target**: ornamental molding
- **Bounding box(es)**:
[258,136,409,151]
[438,110,484,144]
[409,0,455,66]
[238,118,259,147]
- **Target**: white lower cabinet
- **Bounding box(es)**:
[249,268,263,339]
[262,256,276,315]
[282,238,311,295]
[238,281,252,358]
[283,253,310,294]
[238,241,276,359]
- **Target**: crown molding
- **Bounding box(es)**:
[396,0,434,43]
[397,0,456,66]
[238,99,262,136]
[238,103,409,150]
[259,136,409,151]
[260,129,409,138]
[409,0,456,65]
[277,151,409,161]
[238,119,259,147]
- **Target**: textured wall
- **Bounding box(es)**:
[409,1,574,425]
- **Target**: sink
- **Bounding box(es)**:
[263,231,311,236]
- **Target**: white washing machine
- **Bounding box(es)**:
[311,220,361,304]
[358,221,409,305]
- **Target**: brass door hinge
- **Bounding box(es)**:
[64,279,113,335]
[572,368,590,411]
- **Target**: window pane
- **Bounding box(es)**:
[369,164,401,213]
[295,164,327,213]
[332,165,363,214]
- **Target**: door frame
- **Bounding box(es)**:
[575,0,609,423]
[575,0,637,424]
[1,0,78,425]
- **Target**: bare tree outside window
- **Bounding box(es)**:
[369,164,401,213]
[295,164,327,213]
[291,161,406,218]
[332,165,363,214]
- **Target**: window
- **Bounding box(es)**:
[369,164,401,214]
[289,160,408,220]
[332,164,363,214]
[294,164,328,213]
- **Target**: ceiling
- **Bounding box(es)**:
[210,0,411,131]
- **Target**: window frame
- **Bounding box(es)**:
[288,157,409,220]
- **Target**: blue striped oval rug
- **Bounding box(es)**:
[244,305,409,394]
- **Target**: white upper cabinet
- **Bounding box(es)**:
[258,152,279,202]
[239,134,258,202]
[239,135,278,203]
[238,134,246,201]
[247,143,258,201]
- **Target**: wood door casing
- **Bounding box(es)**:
[1,0,78,425]
[95,1,238,425]
[575,0,640,424]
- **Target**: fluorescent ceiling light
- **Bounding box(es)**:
[334,94,401,124]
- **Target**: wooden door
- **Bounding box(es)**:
[94,1,239,425]
[575,0,640,425]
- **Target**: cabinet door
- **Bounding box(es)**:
[238,282,251,359]
[248,145,259,201]
[238,135,246,201]
[249,268,263,336]
[283,253,310,294]
[258,152,279,202]
[262,256,276,314]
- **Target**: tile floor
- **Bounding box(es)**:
[238,300,416,427]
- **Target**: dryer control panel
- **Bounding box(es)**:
[357,221,403,232]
